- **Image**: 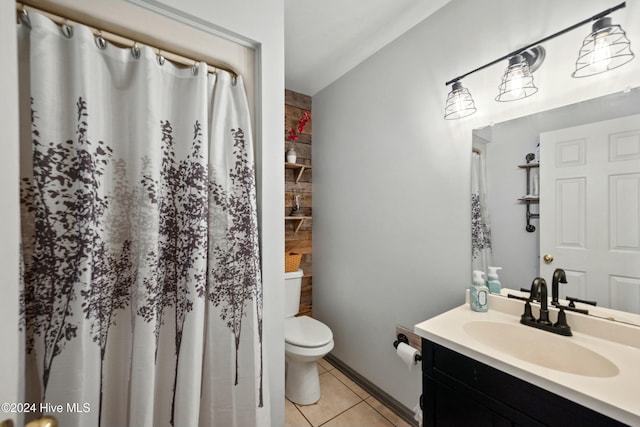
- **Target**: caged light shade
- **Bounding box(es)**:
[444,81,477,120]
[572,17,634,78]
[495,54,538,102]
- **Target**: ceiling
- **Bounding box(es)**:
[284,0,452,96]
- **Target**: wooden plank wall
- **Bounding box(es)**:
[285,89,313,317]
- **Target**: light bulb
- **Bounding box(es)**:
[506,66,525,99]
[453,91,465,114]
[591,30,612,71]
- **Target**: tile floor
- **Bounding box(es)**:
[285,358,413,427]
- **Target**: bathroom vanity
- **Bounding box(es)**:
[415,292,640,427]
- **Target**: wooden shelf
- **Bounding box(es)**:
[285,162,312,184]
[285,215,312,233]
[285,163,312,232]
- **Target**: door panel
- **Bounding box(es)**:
[540,114,640,312]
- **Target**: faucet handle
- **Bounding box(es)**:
[566,296,597,307]
[553,307,572,336]
[507,293,529,302]
[520,301,535,323]
[551,301,589,315]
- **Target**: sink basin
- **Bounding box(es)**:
[463,321,619,377]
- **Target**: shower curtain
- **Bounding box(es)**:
[18,12,268,427]
[471,151,493,274]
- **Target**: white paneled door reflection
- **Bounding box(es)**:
[540,114,640,313]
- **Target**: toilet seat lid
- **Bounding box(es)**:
[285,316,333,348]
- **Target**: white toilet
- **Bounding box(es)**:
[284,269,334,405]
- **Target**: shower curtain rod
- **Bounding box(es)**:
[15,1,238,77]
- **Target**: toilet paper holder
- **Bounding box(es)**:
[393,333,422,362]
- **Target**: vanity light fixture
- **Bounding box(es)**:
[495,54,538,102]
[443,2,633,119]
[572,17,635,77]
[444,81,477,119]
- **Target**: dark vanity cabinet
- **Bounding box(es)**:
[421,339,629,427]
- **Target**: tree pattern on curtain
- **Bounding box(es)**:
[20,97,114,403]
[20,97,263,426]
[471,151,493,272]
[471,193,492,256]
[209,127,263,406]
[137,119,210,425]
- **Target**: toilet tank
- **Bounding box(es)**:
[284,269,303,317]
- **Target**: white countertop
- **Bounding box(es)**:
[414,292,640,426]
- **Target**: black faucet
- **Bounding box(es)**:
[551,268,567,306]
[530,277,551,325]
[550,268,591,315]
[520,277,572,336]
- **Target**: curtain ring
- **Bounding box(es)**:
[19,9,32,29]
[157,50,165,66]
[131,42,141,59]
[61,23,73,39]
[95,32,107,50]
[192,62,199,76]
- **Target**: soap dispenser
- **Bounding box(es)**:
[487,266,503,294]
[470,270,489,312]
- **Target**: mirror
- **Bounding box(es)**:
[472,87,640,325]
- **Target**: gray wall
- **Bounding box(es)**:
[312,0,640,409]
[484,120,541,291]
